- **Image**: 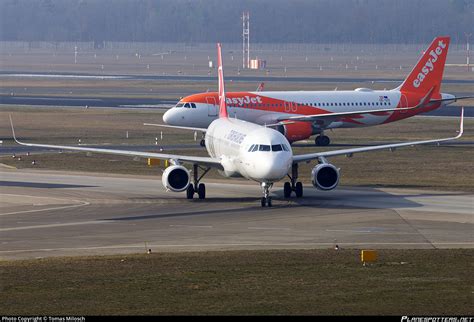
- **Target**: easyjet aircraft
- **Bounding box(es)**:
[162,36,470,147]
[10,44,464,207]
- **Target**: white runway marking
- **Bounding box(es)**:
[0,220,108,232]
[248,227,291,231]
[0,193,90,216]
[1,242,474,255]
[169,225,213,228]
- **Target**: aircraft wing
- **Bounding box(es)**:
[276,86,436,123]
[144,123,207,132]
[9,116,222,170]
[292,108,464,163]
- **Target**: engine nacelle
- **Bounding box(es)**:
[162,165,190,192]
[277,122,314,143]
[311,163,340,191]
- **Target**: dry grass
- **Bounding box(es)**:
[0,249,471,315]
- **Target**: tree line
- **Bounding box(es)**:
[1,0,472,44]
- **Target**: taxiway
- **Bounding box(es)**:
[0,168,472,260]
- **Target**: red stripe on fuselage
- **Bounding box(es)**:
[182,92,331,116]
[383,91,442,124]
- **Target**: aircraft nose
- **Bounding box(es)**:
[258,154,291,181]
[163,108,177,124]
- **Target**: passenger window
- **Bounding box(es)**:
[271,144,283,151]
[259,145,271,151]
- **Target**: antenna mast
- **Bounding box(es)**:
[242,11,250,69]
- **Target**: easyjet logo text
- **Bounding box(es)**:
[226,96,263,105]
[413,40,446,88]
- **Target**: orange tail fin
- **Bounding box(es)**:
[398,36,450,95]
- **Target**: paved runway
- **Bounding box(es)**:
[0,168,472,260]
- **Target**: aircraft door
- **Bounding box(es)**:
[206,97,218,117]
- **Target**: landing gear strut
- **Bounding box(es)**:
[260,182,273,207]
[315,134,330,146]
[186,164,210,200]
[283,163,303,198]
[200,133,206,147]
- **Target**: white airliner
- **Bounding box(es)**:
[161,36,471,147]
[10,44,464,207]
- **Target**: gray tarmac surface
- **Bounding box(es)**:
[0,168,472,260]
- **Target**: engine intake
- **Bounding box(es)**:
[311,163,339,191]
[162,165,190,192]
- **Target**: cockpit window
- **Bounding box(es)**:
[191,103,196,108]
[251,145,258,152]
[282,144,289,151]
[175,103,184,108]
[184,103,191,108]
[271,144,283,151]
[259,145,271,151]
[248,144,255,152]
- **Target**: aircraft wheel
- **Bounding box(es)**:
[283,182,292,198]
[267,197,272,207]
[315,136,322,146]
[295,182,303,198]
[198,183,206,199]
[320,135,330,146]
[200,139,206,147]
[261,197,267,207]
[186,184,195,199]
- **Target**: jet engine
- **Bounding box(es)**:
[162,165,190,192]
[311,163,340,191]
[277,122,314,143]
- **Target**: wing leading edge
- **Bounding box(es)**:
[9,115,222,170]
[293,107,464,163]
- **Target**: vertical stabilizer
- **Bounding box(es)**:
[217,43,228,118]
[398,36,450,95]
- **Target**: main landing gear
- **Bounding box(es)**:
[200,139,206,147]
[186,164,210,200]
[261,182,273,207]
[315,135,330,146]
[283,163,304,198]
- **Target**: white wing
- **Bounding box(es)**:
[293,108,464,163]
[9,116,222,170]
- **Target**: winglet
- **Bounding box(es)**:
[9,114,20,144]
[458,107,464,137]
[217,43,228,118]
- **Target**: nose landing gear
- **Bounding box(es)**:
[261,182,273,207]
